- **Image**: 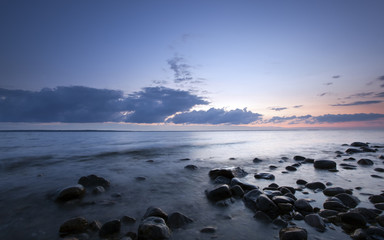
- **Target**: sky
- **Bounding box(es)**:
[1,0,384,130]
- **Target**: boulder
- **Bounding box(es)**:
[206,185,232,202]
[56,184,85,202]
[314,160,336,170]
[323,198,348,212]
[243,189,263,211]
[279,227,307,240]
[99,220,120,238]
[78,174,110,188]
[143,207,168,221]
[256,194,279,214]
[59,217,88,236]
[166,212,193,229]
[254,173,275,180]
[304,214,325,231]
[273,196,295,205]
[138,217,171,240]
[318,209,338,218]
[349,208,379,223]
[208,167,247,179]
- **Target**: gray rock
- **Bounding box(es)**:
[78,174,110,188]
[304,214,325,231]
[56,184,85,202]
[323,187,346,196]
[138,217,171,240]
[305,182,326,190]
[314,160,336,170]
[143,207,168,221]
[357,159,374,165]
[99,220,120,238]
[59,217,88,236]
[339,212,366,228]
[279,227,307,240]
[206,184,232,202]
[167,212,193,229]
[335,193,360,208]
[209,167,247,179]
[254,173,275,180]
[230,177,258,190]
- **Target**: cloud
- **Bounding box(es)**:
[345,92,375,99]
[318,92,330,97]
[376,92,384,98]
[331,100,382,106]
[270,107,288,111]
[167,56,194,83]
[378,76,384,81]
[169,108,262,125]
[324,82,333,86]
[293,105,303,108]
[267,115,312,124]
[0,86,208,123]
[332,75,341,79]
[267,113,384,124]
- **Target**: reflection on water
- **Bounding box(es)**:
[0,130,383,239]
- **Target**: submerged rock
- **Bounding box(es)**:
[138,217,171,240]
[184,164,198,170]
[200,226,216,233]
[279,227,307,240]
[346,148,362,154]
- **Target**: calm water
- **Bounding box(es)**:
[0,130,383,239]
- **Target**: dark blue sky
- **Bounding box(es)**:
[1,0,384,129]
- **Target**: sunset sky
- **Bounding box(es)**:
[1,0,384,130]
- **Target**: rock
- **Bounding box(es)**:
[243,189,263,211]
[285,166,297,171]
[208,167,247,179]
[136,176,146,181]
[256,194,279,215]
[56,184,85,202]
[200,226,216,233]
[254,211,272,223]
[335,193,360,208]
[344,157,356,161]
[294,156,306,161]
[293,212,304,220]
[78,174,110,188]
[214,176,231,184]
[125,232,137,240]
[230,177,258,190]
[351,142,369,147]
[59,217,88,236]
[305,182,326,190]
[167,212,193,229]
[294,199,313,213]
[88,220,102,231]
[143,207,168,221]
[319,209,338,218]
[361,147,376,152]
[184,165,198,170]
[351,226,384,240]
[99,220,120,238]
[323,187,346,196]
[296,179,307,185]
[279,227,307,240]
[314,160,336,170]
[339,212,366,228]
[269,165,278,169]
[121,216,136,224]
[346,148,362,154]
[377,215,384,227]
[374,203,384,210]
[323,198,348,212]
[357,159,374,165]
[371,174,383,179]
[269,183,279,188]
[206,184,232,202]
[350,208,379,223]
[253,157,263,163]
[304,214,325,231]
[180,158,190,161]
[304,158,315,163]
[278,203,294,213]
[254,173,275,180]
[273,196,295,205]
[138,217,171,240]
[230,185,244,198]
[369,195,384,204]
[273,218,288,228]
[374,167,384,172]
[340,163,357,170]
[92,186,105,194]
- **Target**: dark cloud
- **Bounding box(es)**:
[378,76,384,81]
[169,108,262,125]
[0,86,208,123]
[314,113,384,123]
[270,107,287,111]
[324,82,333,86]
[376,92,384,98]
[331,100,382,106]
[381,83,384,88]
[167,56,193,83]
[124,87,208,123]
[293,105,303,108]
[332,75,341,79]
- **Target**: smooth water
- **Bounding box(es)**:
[0,130,383,239]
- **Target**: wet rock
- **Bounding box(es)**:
[296,179,307,185]
[369,195,384,204]
[340,163,357,170]
[56,184,85,202]
[357,159,374,166]
[285,166,297,171]
[243,189,263,211]
[214,176,231,184]
[323,198,348,212]
[253,157,263,163]
[292,163,301,167]
[59,217,88,236]
[371,174,383,179]
[230,177,258,191]
[351,142,369,147]
[99,220,120,238]
[184,165,198,170]
[344,157,356,161]
[254,211,272,223]
[279,186,295,194]
[350,208,379,223]
[351,226,384,240]
[377,215,384,227]
[305,182,326,190]
[273,196,295,205]
[374,167,384,172]
[374,203,384,210]
[209,167,247,179]
[323,187,346,196]
[269,165,278,169]
[279,227,307,240]
[92,186,105,194]
[121,216,136,224]
[294,156,306,161]
[304,158,314,163]
[294,199,313,213]
[314,160,336,170]
[335,193,360,208]
[254,173,275,180]
[143,207,168,221]
[304,214,325,231]
[273,218,288,228]
[278,203,294,213]
[206,184,232,202]
[346,148,362,154]
[180,158,190,161]
[319,209,338,218]
[339,212,366,228]
[230,185,244,198]
[256,194,279,214]
[284,193,297,201]
[167,212,193,229]
[200,226,216,233]
[136,176,146,181]
[138,217,171,240]
[361,147,377,152]
[78,174,110,188]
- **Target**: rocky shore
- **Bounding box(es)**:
[51,141,384,240]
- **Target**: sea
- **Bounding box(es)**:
[0,130,383,240]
